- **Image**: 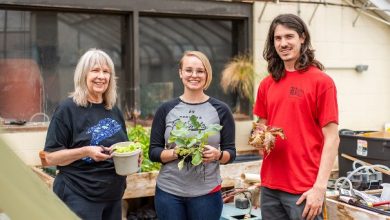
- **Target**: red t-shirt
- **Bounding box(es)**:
[253,66,338,194]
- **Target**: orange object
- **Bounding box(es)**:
[39,150,49,167]
[0,59,42,121]
[358,131,390,139]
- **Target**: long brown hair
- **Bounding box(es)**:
[263,14,324,81]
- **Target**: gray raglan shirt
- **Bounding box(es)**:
[149,97,236,197]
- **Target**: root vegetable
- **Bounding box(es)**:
[248,122,285,154]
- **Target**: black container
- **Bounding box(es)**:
[338,129,390,184]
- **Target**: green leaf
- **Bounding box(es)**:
[168,135,177,143]
[178,159,185,170]
[186,138,198,148]
[190,115,201,130]
[173,138,184,146]
[171,128,190,138]
[175,120,185,129]
[191,150,203,166]
[205,124,223,133]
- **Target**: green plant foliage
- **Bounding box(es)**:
[168,115,222,170]
[127,125,161,172]
[114,142,142,153]
[220,54,256,113]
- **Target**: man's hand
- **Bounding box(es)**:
[296,186,325,220]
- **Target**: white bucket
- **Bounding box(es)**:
[385,123,390,132]
[381,183,390,201]
[112,142,142,176]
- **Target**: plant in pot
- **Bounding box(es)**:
[220,54,255,119]
[127,125,161,172]
[168,115,222,172]
[111,141,143,176]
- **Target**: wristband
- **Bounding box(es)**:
[218,150,224,160]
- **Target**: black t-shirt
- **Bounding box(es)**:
[44,97,128,201]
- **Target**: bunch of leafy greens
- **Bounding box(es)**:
[114,142,142,153]
[168,115,222,170]
[127,125,161,172]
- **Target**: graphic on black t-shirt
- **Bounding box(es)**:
[82,118,122,163]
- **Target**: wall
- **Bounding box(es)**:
[253,1,390,130]
[0,131,47,166]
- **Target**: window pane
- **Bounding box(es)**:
[0,10,123,122]
[139,17,234,120]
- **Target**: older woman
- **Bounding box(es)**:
[43,49,128,220]
[149,51,236,220]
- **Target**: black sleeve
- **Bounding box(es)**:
[149,105,167,163]
[213,99,236,163]
[44,106,71,152]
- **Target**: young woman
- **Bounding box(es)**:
[149,51,236,220]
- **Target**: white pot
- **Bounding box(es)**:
[112,142,142,176]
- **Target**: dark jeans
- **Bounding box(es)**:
[154,186,223,220]
[261,187,324,220]
[53,177,122,220]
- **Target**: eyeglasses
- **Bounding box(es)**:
[182,68,206,76]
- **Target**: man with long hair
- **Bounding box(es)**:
[254,14,340,220]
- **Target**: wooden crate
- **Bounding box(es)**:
[326,191,390,220]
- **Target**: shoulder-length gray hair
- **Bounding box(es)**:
[70,48,117,110]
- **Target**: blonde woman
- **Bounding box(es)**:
[43,49,128,220]
[149,51,236,220]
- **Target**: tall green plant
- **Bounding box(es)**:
[127,125,161,172]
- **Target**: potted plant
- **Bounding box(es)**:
[168,115,222,171]
[220,54,255,119]
[127,125,161,172]
[112,142,143,176]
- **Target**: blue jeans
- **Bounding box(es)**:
[155,186,223,220]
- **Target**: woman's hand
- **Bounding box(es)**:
[86,146,111,162]
[45,146,111,166]
[202,145,221,163]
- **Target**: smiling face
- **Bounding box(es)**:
[179,55,207,92]
[274,24,305,70]
[86,63,111,102]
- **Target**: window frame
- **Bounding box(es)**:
[0,0,252,130]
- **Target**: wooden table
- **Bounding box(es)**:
[32,160,262,199]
